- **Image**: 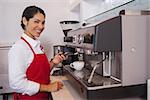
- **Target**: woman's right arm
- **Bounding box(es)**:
[8,43,40,96]
[40,81,63,92]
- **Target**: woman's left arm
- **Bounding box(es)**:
[49,53,65,70]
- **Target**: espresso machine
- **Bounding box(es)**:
[62,15,150,100]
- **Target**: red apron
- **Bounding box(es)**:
[14,37,51,100]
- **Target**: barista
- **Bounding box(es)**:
[8,5,65,100]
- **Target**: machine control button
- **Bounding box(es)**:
[131,47,136,52]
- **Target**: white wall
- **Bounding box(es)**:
[0,0,72,59]
[0,5,2,37]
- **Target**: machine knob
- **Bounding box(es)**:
[64,36,73,42]
[83,33,93,44]
[78,34,84,44]
[73,35,78,44]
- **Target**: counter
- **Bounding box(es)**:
[51,76,73,100]
[51,76,84,100]
[51,75,146,100]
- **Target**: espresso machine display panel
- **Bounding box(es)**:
[95,16,122,52]
[63,15,149,100]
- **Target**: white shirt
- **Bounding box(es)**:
[8,33,45,96]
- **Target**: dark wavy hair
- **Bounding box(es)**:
[21,6,46,30]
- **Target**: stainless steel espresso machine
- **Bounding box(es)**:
[63,15,150,100]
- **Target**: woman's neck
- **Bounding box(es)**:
[24,31,36,40]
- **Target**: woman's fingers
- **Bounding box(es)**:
[56,81,63,91]
[58,53,66,60]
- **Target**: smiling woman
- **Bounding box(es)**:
[21,6,45,39]
[8,5,66,100]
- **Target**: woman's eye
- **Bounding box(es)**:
[34,21,39,23]
[42,21,45,25]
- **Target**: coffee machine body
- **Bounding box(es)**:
[63,15,149,99]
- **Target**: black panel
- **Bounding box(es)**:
[94,16,122,52]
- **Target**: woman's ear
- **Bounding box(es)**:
[22,17,27,26]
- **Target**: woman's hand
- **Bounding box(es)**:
[48,81,63,92]
[51,53,66,65]
[40,81,63,92]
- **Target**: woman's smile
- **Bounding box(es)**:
[24,12,45,39]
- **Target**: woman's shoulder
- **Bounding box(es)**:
[10,39,30,53]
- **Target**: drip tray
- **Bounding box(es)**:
[82,75,120,87]
[64,65,121,90]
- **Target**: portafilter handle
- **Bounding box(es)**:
[64,52,78,56]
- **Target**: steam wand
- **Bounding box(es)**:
[88,56,107,83]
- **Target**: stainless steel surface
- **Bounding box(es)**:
[66,26,94,49]
[121,15,149,86]
[148,15,150,79]
[102,52,111,77]
[64,65,121,90]
[0,47,10,74]
[0,45,14,94]
[0,74,13,94]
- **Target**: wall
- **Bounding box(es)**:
[0,5,2,38]
[0,0,72,59]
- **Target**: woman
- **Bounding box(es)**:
[8,5,65,100]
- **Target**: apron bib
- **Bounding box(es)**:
[14,37,51,100]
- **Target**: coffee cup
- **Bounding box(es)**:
[70,61,85,70]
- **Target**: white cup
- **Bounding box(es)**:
[70,61,85,70]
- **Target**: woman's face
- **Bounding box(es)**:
[23,12,45,39]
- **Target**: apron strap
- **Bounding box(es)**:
[21,37,36,55]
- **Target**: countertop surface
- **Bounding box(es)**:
[51,75,84,100]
